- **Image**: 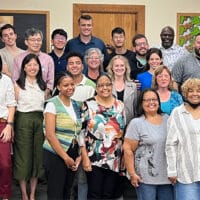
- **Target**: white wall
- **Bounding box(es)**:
[1,0,200,47]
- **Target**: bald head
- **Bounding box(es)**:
[160,26,175,49]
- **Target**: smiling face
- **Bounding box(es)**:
[160,27,174,49]
[24,58,40,78]
[52,33,67,50]
[134,37,149,57]
[142,91,159,115]
[1,27,17,47]
[79,18,93,37]
[67,56,83,76]
[112,58,126,78]
[156,69,171,89]
[25,33,42,54]
[57,76,75,98]
[148,53,162,71]
[96,75,112,99]
[87,51,101,70]
[185,87,200,105]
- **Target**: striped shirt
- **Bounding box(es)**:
[166,104,200,184]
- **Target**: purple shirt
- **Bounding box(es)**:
[12,50,55,90]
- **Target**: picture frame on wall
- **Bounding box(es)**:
[0,10,50,52]
[177,13,200,52]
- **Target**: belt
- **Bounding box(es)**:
[0,118,7,123]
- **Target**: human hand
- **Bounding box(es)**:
[168,176,177,185]
[64,156,76,170]
[130,173,142,187]
[0,125,12,143]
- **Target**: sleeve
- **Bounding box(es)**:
[125,118,140,141]
[44,102,56,114]
[46,57,55,90]
[5,77,16,106]
[171,58,184,84]
[12,56,21,81]
[165,110,179,177]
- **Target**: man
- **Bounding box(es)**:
[156,26,188,70]
[66,52,95,102]
[131,34,149,79]
[49,28,68,82]
[65,15,108,71]
[172,33,200,91]
[104,27,137,73]
[12,27,54,99]
[0,24,24,76]
[66,52,96,200]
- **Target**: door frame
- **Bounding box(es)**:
[73,4,145,37]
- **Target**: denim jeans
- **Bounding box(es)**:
[136,183,174,200]
[174,181,200,200]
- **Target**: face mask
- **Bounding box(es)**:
[185,99,200,109]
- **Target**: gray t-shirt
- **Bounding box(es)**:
[125,114,171,185]
[172,53,200,86]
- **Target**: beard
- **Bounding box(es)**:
[195,48,200,58]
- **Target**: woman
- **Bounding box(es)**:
[107,55,137,125]
[166,78,200,200]
[80,74,125,199]
[136,48,163,91]
[152,65,183,115]
[43,72,82,200]
[13,54,46,200]
[84,48,105,83]
[123,89,174,200]
[0,56,16,200]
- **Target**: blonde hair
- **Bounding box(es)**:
[181,78,200,98]
[152,65,173,90]
[107,55,131,81]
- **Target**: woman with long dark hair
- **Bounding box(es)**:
[13,53,46,200]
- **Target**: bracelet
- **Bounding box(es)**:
[7,122,14,126]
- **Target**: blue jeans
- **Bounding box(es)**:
[175,181,200,200]
[136,183,174,200]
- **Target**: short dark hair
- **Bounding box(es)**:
[51,28,67,40]
[66,52,83,63]
[78,15,92,24]
[132,34,147,47]
[136,88,162,117]
[0,24,16,38]
[17,53,46,91]
[111,27,125,37]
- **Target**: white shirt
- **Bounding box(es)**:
[0,74,16,118]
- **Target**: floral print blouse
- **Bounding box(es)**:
[80,97,125,172]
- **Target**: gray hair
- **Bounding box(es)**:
[84,48,104,64]
[25,27,43,40]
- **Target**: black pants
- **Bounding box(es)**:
[43,144,79,200]
[87,166,120,200]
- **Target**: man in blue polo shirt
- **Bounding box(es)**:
[65,15,108,71]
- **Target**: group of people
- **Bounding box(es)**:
[0,13,200,200]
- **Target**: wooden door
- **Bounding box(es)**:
[73,4,145,50]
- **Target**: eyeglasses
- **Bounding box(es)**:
[88,57,100,60]
[28,39,42,43]
[135,42,148,47]
[143,98,158,103]
[54,36,66,41]
[97,83,112,88]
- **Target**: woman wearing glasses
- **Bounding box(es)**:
[123,89,174,200]
[79,74,125,199]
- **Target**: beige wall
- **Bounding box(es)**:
[1,0,200,48]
